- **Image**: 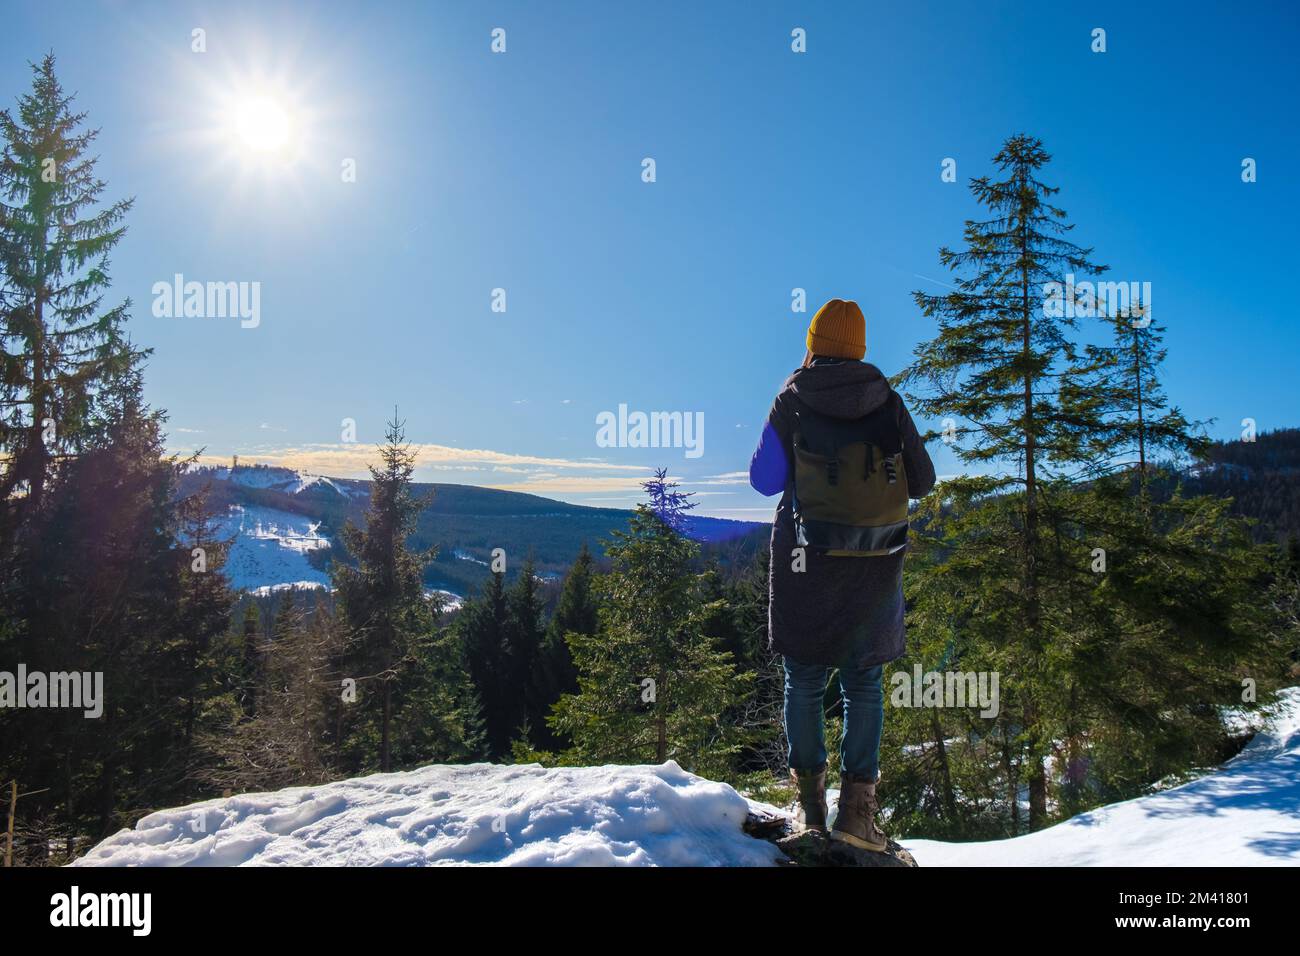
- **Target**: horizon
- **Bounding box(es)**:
[2,0,1295,518]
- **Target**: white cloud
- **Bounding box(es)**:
[187,442,648,474]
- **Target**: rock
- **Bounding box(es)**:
[774,828,918,867]
[744,807,918,867]
[741,805,790,840]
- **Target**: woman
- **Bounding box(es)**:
[749,298,935,851]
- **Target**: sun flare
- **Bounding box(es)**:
[231,95,292,153]
[182,45,340,197]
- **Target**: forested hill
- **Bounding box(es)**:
[176,464,765,595]
[178,426,1300,598]
[1185,428,1300,545]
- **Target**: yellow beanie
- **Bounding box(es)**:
[806,298,866,360]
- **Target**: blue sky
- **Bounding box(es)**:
[3,1,1296,518]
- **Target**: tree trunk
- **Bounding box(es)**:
[5,779,16,867]
[381,680,392,773]
[1024,699,1048,829]
[1002,736,1018,837]
[931,712,956,818]
[1133,324,1150,515]
[27,205,49,512]
[655,667,668,762]
[1019,175,1048,831]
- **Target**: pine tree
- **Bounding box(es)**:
[1054,289,1285,806]
[394,617,486,766]
[458,568,517,758]
[174,480,235,768]
[548,542,599,642]
[334,412,434,773]
[0,58,230,846]
[719,548,786,779]
[643,466,695,533]
[196,600,346,794]
[526,542,598,749]
[549,472,755,778]
[15,363,189,838]
[507,555,544,741]
[900,134,1109,828]
[0,54,138,520]
[273,590,299,646]
[897,137,1291,838]
[239,602,261,716]
[1062,293,1207,497]
[509,556,544,674]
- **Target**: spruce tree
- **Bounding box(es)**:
[197,599,345,794]
[0,58,224,845]
[508,556,544,675]
[18,363,188,837]
[900,134,1108,828]
[0,54,138,520]
[549,472,754,778]
[1062,293,1207,497]
[239,602,262,716]
[526,542,598,749]
[394,613,487,765]
[458,568,517,758]
[898,136,1290,837]
[548,542,599,642]
[334,412,434,773]
[507,554,544,740]
[174,480,235,769]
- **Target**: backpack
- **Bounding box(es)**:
[788,393,910,556]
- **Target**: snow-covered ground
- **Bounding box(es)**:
[73,762,781,867]
[425,589,464,612]
[220,504,332,593]
[74,690,1300,867]
[209,465,362,498]
[906,687,1300,866]
[247,581,329,598]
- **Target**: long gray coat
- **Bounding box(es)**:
[755,359,936,668]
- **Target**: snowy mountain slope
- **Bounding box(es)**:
[905,687,1300,866]
[218,503,331,593]
[180,464,766,596]
[209,465,363,498]
[73,762,783,867]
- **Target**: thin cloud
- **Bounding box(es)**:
[487,474,658,494]
[182,441,652,479]
[693,472,749,485]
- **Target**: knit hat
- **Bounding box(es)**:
[806,298,866,360]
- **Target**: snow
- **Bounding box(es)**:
[425,589,464,612]
[73,762,783,868]
[210,465,301,491]
[219,504,332,593]
[905,687,1300,866]
[288,473,363,498]
[73,690,1300,868]
[207,465,361,499]
[247,582,328,598]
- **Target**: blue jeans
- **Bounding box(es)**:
[783,657,884,780]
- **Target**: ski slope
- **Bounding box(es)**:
[219,503,332,593]
[74,690,1299,867]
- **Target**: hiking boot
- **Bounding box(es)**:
[832,771,887,852]
[789,765,828,833]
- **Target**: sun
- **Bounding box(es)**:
[181,49,342,198]
[232,95,293,153]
